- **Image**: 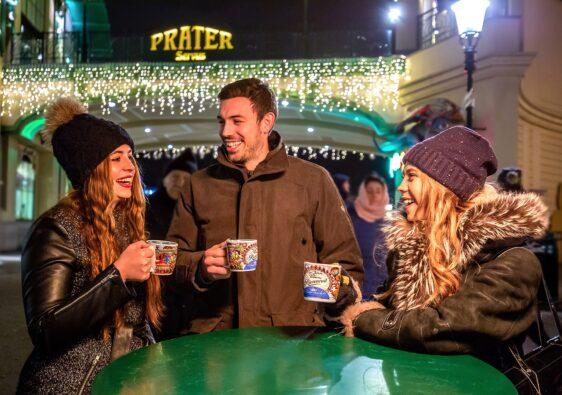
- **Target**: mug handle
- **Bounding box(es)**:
[148,244,156,274]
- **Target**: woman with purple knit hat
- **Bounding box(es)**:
[341,125,548,370]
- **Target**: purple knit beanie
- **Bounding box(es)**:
[402,126,498,200]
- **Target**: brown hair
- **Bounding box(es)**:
[60,156,163,340]
[218,78,278,121]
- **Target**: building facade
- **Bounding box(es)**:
[1,0,561,251]
[400,0,562,211]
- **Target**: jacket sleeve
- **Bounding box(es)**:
[353,247,541,354]
[166,178,207,291]
[21,216,136,354]
[312,169,364,286]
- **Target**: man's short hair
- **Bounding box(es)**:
[218,78,278,121]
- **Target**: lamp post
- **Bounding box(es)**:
[451,0,490,129]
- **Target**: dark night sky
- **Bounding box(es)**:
[104,0,392,36]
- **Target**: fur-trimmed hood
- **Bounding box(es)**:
[383,191,548,311]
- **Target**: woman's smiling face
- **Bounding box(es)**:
[109,144,135,200]
[397,164,425,222]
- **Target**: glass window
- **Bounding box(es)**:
[15,155,35,220]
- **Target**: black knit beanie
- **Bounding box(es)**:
[402,125,497,200]
[44,98,135,189]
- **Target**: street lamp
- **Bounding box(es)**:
[451,0,490,129]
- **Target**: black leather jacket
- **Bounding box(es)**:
[17,205,151,394]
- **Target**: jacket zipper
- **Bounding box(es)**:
[78,353,101,395]
[55,269,117,317]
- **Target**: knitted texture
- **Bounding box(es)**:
[403,126,497,200]
[51,113,134,189]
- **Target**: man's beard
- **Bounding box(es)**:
[229,141,264,164]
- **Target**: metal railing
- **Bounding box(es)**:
[6,29,394,64]
[8,32,82,64]
[417,7,457,50]
[417,0,521,51]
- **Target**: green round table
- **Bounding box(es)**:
[92,327,515,394]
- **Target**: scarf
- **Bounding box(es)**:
[354,181,389,222]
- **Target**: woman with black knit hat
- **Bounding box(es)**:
[17,98,163,394]
[341,125,548,370]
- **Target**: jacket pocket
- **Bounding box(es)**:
[291,217,315,265]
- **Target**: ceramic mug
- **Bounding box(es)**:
[147,240,178,275]
[303,262,342,303]
[226,239,258,272]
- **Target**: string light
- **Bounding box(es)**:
[135,144,378,161]
[1,57,406,118]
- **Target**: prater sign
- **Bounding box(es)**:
[150,25,234,61]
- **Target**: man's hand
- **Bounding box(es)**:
[200,241,230,281]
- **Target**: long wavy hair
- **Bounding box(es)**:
[60,155,163,340]
[408,169,495,306]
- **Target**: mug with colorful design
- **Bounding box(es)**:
[303,262,342,303]
[147,240,178,275]
[226,239,258,272]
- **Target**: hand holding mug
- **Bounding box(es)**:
[201,241,230,281]
[114,240,154,282]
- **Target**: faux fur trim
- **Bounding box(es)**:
[384,191,548,311]
[351,275,363,304]
[340,301,385,337]
[42,98,87,144]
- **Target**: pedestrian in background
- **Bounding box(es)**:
[497,166,524,193]
[348,173,389,299]
[146,149,198,240]
[145,149,198,340]
[333,173,353,204]
[18,98,163,394]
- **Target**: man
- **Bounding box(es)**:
[167,78,363,333]
[146,149,197,339]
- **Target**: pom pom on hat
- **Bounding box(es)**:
[42,98,87,144]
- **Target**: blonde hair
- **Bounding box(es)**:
[61,155,163,340]
[410,169,497,306]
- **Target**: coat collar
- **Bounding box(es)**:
[383,191,548,310]
[217,130,289,179]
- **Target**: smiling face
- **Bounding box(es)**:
[397,164,425,222]
[218,97,275,171]
[109,144,135,201]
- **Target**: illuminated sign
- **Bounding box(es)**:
[150,25,234,62]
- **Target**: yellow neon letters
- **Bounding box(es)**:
[150,26,234,52]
